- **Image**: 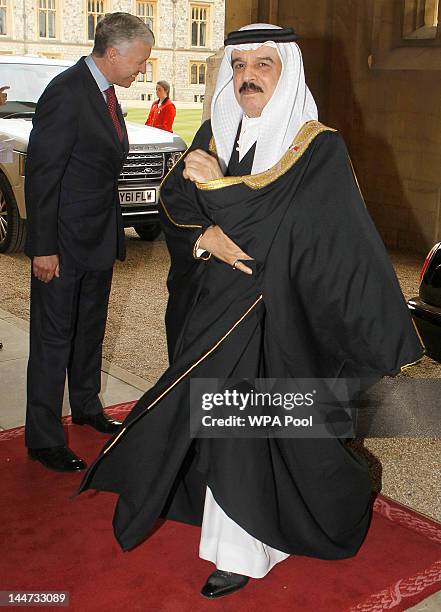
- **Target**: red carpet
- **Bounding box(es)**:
[1,402,440,612]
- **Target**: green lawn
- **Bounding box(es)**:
[126,107,203,147]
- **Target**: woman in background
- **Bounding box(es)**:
[145,80,176,132]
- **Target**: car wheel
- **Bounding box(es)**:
[0,173,26,253]
[133,222,162,241]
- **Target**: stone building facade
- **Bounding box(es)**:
[0,0,225,102]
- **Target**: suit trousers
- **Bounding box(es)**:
[25,258,113,448]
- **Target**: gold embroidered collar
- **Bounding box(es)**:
[196,120,336,191]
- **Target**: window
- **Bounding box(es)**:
[190,62,206,85]
[403,0,440,40]
[137,60,155,83]
[87,0,105,41]
[191,5,208,47]
[136,0,155,34]
[0,0,6,35]
[38,0,56,39]
[370,0,441,70]
[146,61,153,82]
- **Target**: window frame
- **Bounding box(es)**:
[37,0,57,40]
[136,58,157,84]
[0,0,7,37]
[134,0,156,39]
[189,3,211,48]
[402,0,441,44]
[370,0,441,70]
[189,60,207,85]
[86,0,107,43]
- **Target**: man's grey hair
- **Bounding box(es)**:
[157,80,170,96]
[93,12,154,56]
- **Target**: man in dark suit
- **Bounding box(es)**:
[24,13,154,472]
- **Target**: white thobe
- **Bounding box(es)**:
[197,117,289,576]
[199,487,290,579]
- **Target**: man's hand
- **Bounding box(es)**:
[0,86,9,106]
[199,225,253,275]
[33,255,60,283]
[183,149,223,183]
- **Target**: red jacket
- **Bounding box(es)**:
[145,97,176,132]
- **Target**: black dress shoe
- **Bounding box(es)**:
[200,570,249,599]
[28,446,86,472]
[71,412,122,434]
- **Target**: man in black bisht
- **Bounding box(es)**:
[79,24,423,599]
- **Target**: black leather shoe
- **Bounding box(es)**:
[71,412,122,434]
[28,446,86,472]
[200,570,249,599]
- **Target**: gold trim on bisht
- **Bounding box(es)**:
[196,120,336,191]
[400,357,424,373]
[158,147,204,230]
[160,146,190,190]
[159,194,203,230]
[399,321,425,372]
[411,318,426,351]
[192,232,212,260]
[103,294,264,455]
[348,156,368,208]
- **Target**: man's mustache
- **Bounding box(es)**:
[239,81,264,93]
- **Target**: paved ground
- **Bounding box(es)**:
[1,235,440,609]
[0,307,148,430]
[0,233,440,527]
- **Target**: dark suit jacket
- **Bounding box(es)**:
[25,57,129,270]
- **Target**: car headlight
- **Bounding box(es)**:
[166,151,184,170]
[18,152,27,177]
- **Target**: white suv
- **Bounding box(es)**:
[0,56,186,253]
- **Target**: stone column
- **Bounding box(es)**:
[201,48,224,121]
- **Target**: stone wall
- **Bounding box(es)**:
[0,0,225,103]
[219,0,440,253]
[325,0,441,253]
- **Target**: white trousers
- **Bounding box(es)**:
[199,486,289,579]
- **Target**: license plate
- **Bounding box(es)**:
[119,188,156,205]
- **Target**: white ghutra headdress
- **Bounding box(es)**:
[210,23,318,175]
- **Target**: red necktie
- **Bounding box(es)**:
[105,85,123,142]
